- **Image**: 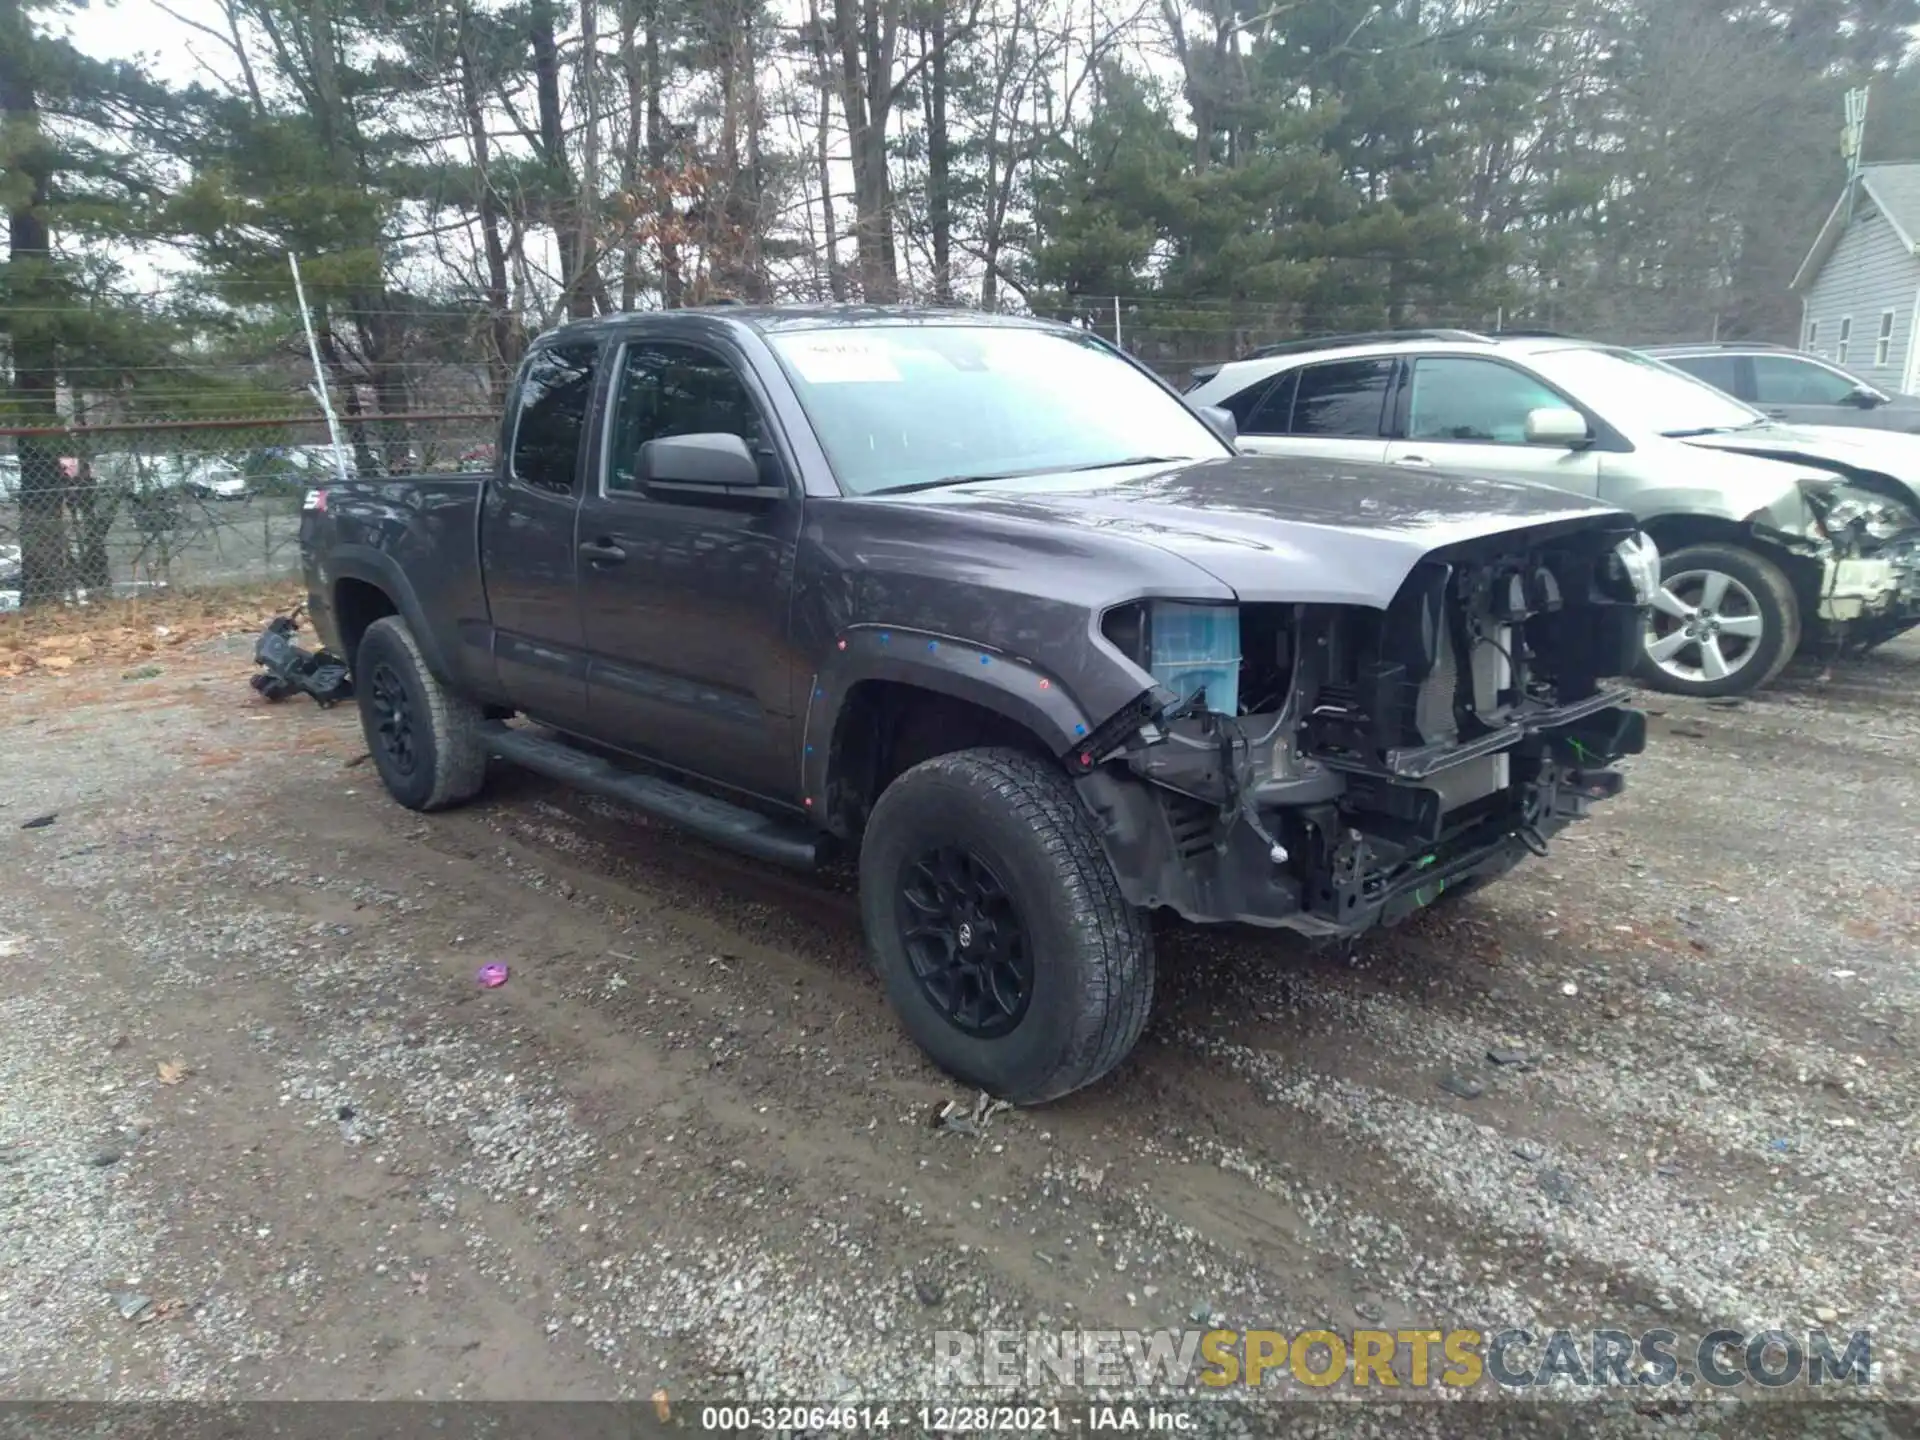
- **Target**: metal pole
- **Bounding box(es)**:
[288,253,352,486]
[1113,295,1123,349]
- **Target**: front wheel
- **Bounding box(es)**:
[1636,543,1800,698]
[859,747,1154,1104]
[355,615,491,812]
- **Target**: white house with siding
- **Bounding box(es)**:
[1791,162,1920,395]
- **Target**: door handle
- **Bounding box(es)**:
[579,539,627,565]
[1394,455,1432,468]
[1765,408,1789,419]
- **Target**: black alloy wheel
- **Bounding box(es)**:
[367,659,419,777]
[898,844,1035,1039]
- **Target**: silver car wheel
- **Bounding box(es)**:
[1645,568,1767,685]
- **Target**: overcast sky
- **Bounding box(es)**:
[59,0,236,83]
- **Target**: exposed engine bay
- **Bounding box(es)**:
[1078,522,1653,934]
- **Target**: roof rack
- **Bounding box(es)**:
[1638,340,1795,353]
[1240,328,1491,361]
[1488,328,1578,339]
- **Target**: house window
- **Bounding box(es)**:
[1837,316,1853,363]
[1878,310,1896,366]
[1806,320,1820,353]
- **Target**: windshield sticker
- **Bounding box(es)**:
[783,337,902,384]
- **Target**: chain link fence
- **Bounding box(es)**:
[1,412,495,610]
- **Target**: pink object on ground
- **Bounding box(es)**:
[476,963,509,988]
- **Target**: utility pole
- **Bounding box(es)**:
[1843,86,1870,223]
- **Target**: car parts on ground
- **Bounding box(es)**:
[250,610,353,706]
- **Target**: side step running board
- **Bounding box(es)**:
[480,723,818,870]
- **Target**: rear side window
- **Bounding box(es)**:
[510,342,600,495]
[1229,371,1300,435]
[1290,359,1393,438]
[1667,353,1743,397]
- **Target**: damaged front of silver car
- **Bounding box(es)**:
[1688,426,1920,648]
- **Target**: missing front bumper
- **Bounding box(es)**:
[1076,706,1642,937]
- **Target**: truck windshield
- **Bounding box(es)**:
[766,324,1231,495]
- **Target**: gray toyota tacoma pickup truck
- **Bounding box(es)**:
[300,306,1655,1102]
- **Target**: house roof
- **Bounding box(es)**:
[1792,163,1920,293]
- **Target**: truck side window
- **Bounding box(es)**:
[607,342,768,493]
[510,342,599,495]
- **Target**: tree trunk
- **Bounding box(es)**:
[832,0,899,301]
[457,4,517,395]
[0,0,70,604]
[923,7,952,304]
[532,0,593,319]
[643,0,683,306]
[808,0,847,300]
[617,0,646,309]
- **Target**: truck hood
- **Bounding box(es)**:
[1682,424,1920,509]
[881,455,1631,607]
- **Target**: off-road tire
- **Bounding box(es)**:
[1635,542,1800,698]
[355,615,490,812]
[860,747,1154,1104]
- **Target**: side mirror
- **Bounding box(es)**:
[639,432,785,500]
[1197,404,1239,446]
[1525,406,1591,448]
[1846,384,1884,409]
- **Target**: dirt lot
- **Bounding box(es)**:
[2,618,1917,1432]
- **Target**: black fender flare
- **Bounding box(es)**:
[797,623,1106,809]
[320,544,457,684]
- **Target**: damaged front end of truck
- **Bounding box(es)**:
[1075,522,1656,935]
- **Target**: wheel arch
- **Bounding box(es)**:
[323,546,455,680]
[1637,513,1823,619]
[802,627,1102,840]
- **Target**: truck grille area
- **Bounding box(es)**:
[1297,521,1646,781]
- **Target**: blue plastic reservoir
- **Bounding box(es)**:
[1149,601,1240,715]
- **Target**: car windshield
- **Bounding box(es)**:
[1532,345,1768,436]
[766,324,1230,495]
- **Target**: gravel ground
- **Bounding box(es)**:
[1,629,1917,1436]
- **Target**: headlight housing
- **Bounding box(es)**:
[1101,600,1242,714]
[1611,533,1661,606]
[1818,487,1917,543]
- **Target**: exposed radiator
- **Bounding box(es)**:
[1415,624,1462,746]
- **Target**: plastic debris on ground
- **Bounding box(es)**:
[250,608,352,707]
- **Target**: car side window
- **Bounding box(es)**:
[1668,353,1743,397]
[509,342,600,496]
[607,342,769,494]
[1405,357,1566,443]
[1232,371,1299,435]
[1749,355,1860,406]
[1289,359,1393,438]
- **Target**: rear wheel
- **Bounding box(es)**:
[355,615,490,811]
[1636,543,1800,698]
[859,747,1153,1104]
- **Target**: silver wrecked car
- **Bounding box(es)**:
[1185,330,1920,697]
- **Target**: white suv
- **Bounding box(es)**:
[1185,329,1920,697]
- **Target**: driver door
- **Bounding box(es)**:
[1382,355,1601,498]
[574,336,804,803]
